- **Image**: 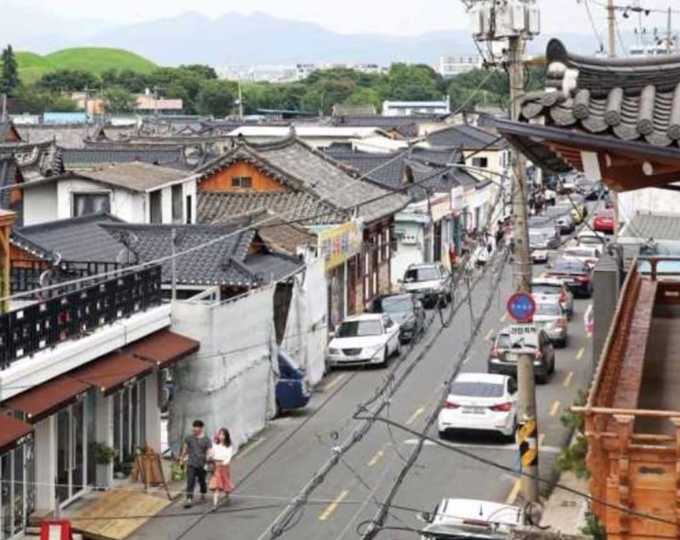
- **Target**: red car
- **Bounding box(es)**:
[593,209,615,234]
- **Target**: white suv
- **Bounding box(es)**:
[402,263,452,308]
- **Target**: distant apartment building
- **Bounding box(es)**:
[382,98,451,117]
[218,62,388,83]
[439,54,483,78]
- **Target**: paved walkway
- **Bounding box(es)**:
[541,472,589,535]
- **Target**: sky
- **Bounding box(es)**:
[21,0,680,37]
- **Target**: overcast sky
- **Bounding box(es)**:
[22,0,680,37]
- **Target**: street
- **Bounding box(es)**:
[131,241,595,540]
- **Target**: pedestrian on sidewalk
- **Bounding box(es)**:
[181,419,212,508]
[209,428,235,508]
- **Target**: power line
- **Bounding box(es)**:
[579,0,607,51]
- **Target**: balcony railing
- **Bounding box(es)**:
[0,265,162,369]
[11,260,128,295]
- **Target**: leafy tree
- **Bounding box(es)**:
[14,85,76,113]
[346,87,382,111]
[195,80,235,117]
[38,69,99,92]
[0,45,19,96]
[179,65,218,80]
[102,87,137,114]
[101,69,149,94]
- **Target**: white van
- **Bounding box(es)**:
[420,498,525,539]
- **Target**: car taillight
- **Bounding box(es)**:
[445,400,460,409]
[577,275,590,282]
[490,402,513,412]
[534,351,542,360]
[491,348,499,358]
[556,318,567,328]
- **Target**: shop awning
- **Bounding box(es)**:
[0,414,33,454]
[126,330,200,369]
[70,352,154,396]
[5,378,91,423]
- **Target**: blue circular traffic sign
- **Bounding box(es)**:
[506,292,536,323]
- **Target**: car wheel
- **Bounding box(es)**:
[394,340,402,358]
[558,337,568,349]
[438,430,447,440]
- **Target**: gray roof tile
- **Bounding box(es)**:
[427,124,506,150]
[59,146,190,171]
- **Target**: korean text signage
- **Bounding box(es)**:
[508,324,538,354]
[506,292,536,323]
[318,221,363,271]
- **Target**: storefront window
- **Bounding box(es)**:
[114,382,147,461]
[1,454,10,540]
[86,392,96,486]
[12,447,22,535]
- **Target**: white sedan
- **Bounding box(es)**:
[562,245,602,269]
[438,373,518,440]
[327,314,401,369]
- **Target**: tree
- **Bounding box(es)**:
[0,45,19,96]
[179,65,218,80]
[14,86,77,114]
[38,69,99,92]
[195,80,235,118]
[102,87,137,114]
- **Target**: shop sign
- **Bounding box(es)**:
[316,220,363,271]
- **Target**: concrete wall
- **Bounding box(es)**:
[593,255,621,373]
[619,188,680,224]
[392,220,426,285]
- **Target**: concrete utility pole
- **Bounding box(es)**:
[469,0,540,503]
[607,0,616,58]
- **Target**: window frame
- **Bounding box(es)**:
[71,191,111,218]
[231,176,253,189]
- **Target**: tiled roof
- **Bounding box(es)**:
[101,222,304,287]
[331,104,377,117]
[58,146,189,171]
[322,147,478,201]
[13,213,128,263]
[16,125,135,149]
[520,39,680,149]
[427,124,506,150]
[331,114,440,138]
[0,122,18,143]
[197,136,410,223]
[198,191,347,226]
[0,155,18,211]
[622,213,680,241]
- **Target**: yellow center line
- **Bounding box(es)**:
[563,371,574,388]
[323,373,347,392]
[576,347,585,361]
[505,479,522,505]
[237,437,266,460]
[500,313,508,323]
[406,406,427,426]
[549,400,561,417]
[319,489,350,521]
[367,448,386,467]
[485,329,495,342]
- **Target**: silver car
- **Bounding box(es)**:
[532,278,574,319]
[532,298,568,348]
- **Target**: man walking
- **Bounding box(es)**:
[181,420,212,508]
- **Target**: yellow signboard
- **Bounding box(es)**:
[318,221,363,271]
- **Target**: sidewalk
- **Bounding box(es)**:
[540,472,589,534]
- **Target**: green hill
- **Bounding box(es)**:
[16,48,157,83]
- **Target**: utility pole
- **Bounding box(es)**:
[469,0,540,503]
[83,86,91,140]
[607,0,616,58]
[237,77,244,121]
[1,94,6,123]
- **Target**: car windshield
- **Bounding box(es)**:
[379,296,413,313]
[405,267,439,282]
[552,259,587,273]
[536,303,561,316]
[450,381,504,398]
[532,284,561,295]
[579,235,603,246]
[337,320,383,337]
[566,249,595,258]
[529,230,548,239]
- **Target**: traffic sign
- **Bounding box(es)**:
[506,292,536,323]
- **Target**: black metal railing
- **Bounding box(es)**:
[0,265,162,369]
[11,260,128,295]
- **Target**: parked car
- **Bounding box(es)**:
[369,293,426,343]
[437,373,518,440]
[593,209,615,234]
[402,263,452,308]
[488,325,555,383]
[529,226,559,263]
[575,178,602,200]
[546,257,594,298]
[562,245,602,269]
[545,206,576,234]
[419,498,525,540]
[577,230,607,247]
[532,297,569,348]
[532,277,574,319]
[327,314,401,368]
[276,351,311,414]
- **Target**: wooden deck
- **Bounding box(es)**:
[69,490,171,540]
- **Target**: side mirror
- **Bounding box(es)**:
[417,512,432,524]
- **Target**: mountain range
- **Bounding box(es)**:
[0,3,610,67]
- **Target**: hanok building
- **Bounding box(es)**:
[0,213,199,538]
[495,39,680,540]
[195,135,410,327]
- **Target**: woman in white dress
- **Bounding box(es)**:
[208,428,234,508]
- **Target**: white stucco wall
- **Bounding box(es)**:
[23,183,58,226]
[392,220,427,285]
[619,188,680,225]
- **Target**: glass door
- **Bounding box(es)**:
[55,403,88,506]
[55,410,70,504]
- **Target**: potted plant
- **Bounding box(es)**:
[90,442,118,488]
